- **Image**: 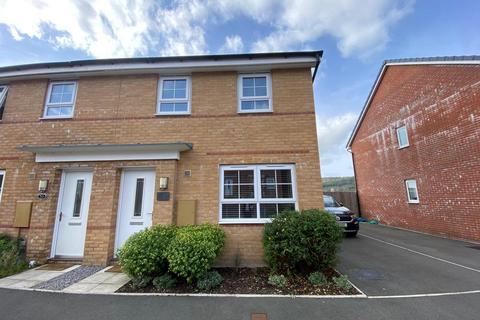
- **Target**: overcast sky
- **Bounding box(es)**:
[0,0,479,177]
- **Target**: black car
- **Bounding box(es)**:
[323,195,359,236]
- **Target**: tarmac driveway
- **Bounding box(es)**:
[337,224,480,296]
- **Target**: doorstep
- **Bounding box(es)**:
[0,265,80,289]
[63,266,130,294]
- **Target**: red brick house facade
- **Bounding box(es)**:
[348,57,480,242]
[0,51,325,266]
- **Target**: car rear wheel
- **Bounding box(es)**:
[346,231,358,237]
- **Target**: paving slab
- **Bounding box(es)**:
[63,267,130,294]
[0,265,81,289]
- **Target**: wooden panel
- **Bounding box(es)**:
[13,201,33,228]
[176,200,196,226]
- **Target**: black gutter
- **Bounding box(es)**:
[0,50,323,74]
[311,51,323,83]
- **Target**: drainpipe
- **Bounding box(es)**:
[347,147,362,217]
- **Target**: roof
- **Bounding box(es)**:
[0,51,323,81]
[346,55,480,149]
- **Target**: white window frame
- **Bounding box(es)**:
[43,81,78,119]
[237,73,272,113]
[396,125,409,149]
[219,164,297,224]
[0,85,8,120]
[405,179,419,203]
[0,170,5,204]
[156,76,191,115]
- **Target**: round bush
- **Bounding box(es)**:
[263,209,343,274]
[166,224,225,283]
[117,225,176,279]
[196,270,223,291]
[153,273,177,289]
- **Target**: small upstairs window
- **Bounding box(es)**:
[238,74,272,113]
[44,81,77,118]
[0,85,8,120]
[157,77,191,115]
[396,125,409,149]
[405,179,419,203]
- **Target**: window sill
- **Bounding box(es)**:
[407,201,419,204]
[237,110,273,114]
[398,145,410,150]
[39,116,74,121]
[155,113,191,117]
[219,219,272,224]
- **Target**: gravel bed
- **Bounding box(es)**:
[32,266,103,291]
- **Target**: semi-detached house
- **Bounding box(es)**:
[0,51,324,266]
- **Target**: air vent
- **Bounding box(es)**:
[184,170,192,177]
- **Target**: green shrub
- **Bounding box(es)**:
[333,275,352,290]
[153,273,177,289]
[263,209,343,274]
[308,271,328,286]
[268,274,287,288]
[166,224,225,283]
[196,270,223,291]
[117,225,176,279]
[131,276,152,289]
[0,234,27,278]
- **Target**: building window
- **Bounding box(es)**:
[72,179,84,218]
[0,85,8,120]
[157,77,191,115]
[396,125,409,149]
[133,178,144,217]
[238,74,272,113]
[405,179,419,203]
[44,81,77,118]
[220,164,296,223]
[0,170,5,203]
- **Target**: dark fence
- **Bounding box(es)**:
[323,191,360,215]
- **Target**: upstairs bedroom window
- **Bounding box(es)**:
[0,85,8,120]
[44,81,77,118]
[396,125,409,149]
[220,164,297,223]
[157,77,191,115]
[238,73,272,113]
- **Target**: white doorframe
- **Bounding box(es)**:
[50,169,93,258]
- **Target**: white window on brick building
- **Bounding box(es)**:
[219,164,297,223]
[0,170,5,203]
[238,74,272,113]
[0,85,8,120]
[396,125,409,149]
[44,81,77,118]
[405,179,419,203]
[157,77,191,115]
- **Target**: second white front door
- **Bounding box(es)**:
[53,171,93,258]
[115,169,155,252]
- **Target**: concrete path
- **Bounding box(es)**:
[337,224,480,296]
[0,265,80,289]
[63,266,130,293]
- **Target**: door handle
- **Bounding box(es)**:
[59,212,63,221]
[146,212,153,215]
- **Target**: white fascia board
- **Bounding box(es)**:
[386,60,480,66]
[0,57,317,81]
[35,150,180,163]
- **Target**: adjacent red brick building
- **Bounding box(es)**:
[347,56,480,242]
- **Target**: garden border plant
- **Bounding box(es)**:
[0,234,28,278]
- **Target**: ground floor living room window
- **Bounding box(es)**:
[219,164,297,223]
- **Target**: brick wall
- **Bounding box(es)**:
[351,64,480,242]
[0,68,324,265]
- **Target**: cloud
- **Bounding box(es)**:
[0,0,209,58]
[0,0,412,59]
[317,112,358,176]
[250,0,413,57]
[219,35,244,53]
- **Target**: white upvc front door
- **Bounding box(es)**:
[52,171,93,258]
[114,169,155,253]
